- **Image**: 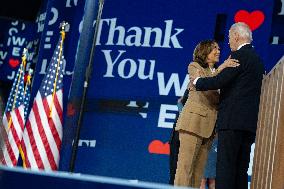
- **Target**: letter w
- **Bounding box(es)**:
[12,36,25,46]
[157,72,189,96]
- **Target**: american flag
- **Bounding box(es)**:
[21,32,65,170]
[0,54,30,166]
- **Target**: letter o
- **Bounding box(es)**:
[118,59,137,78]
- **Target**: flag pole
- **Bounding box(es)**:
[69,0,105,172]
[49,22,67,118]
[7,49,28,130]
[19,67,33,168]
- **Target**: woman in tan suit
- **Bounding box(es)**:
[174,40,239,188]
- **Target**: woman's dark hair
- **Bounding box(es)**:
[193,39,217,68]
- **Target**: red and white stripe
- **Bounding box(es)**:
[1,105,25,166]
[21,89,63,170]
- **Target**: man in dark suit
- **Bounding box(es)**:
[192,22,265,189]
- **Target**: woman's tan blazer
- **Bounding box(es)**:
[175,62,219,138]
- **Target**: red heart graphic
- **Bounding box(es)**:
[67,103,76,116]
[234,10,265,31]
[8,58,20,68]
[148,140,169,155]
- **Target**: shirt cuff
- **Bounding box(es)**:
[193,77,200,85]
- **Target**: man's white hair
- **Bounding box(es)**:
[230,22,253,42]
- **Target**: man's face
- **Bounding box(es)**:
[228,30,238,51]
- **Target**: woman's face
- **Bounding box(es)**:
[206,43,220,64]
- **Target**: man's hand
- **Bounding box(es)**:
[189,76,196,87]
[189,70,202,89]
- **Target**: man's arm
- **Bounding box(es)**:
[195,65,241,91]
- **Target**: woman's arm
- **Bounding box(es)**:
[216,57,239,73]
